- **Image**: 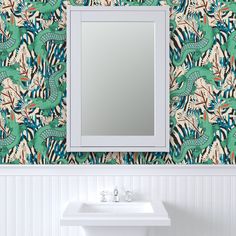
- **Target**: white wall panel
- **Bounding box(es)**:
[0,166,235,236]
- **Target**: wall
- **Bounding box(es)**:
[0,0,235,164]
[0,166,235,236]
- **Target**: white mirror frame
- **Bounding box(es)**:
[67,6,169,152]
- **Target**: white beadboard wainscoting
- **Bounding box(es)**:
[0,165,235,236]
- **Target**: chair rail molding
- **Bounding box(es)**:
[0,165,235,176]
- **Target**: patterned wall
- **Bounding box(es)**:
[0,0,235,164]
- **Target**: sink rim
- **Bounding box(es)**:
[61,201,171,227]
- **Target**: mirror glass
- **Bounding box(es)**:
[81,22,155,136]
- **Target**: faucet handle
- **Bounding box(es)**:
[100,191,108,202]
[125,190,133,202]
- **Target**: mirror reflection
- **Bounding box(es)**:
[81,22,155,136]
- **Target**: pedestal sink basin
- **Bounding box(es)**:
[61,201,170,236]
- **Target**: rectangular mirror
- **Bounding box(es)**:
[82,21,154,136]
[67,7,169,152]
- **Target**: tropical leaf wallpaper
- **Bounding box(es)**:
[0,0,235,164]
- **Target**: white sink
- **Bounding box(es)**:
[61,201,171,233]
[79,202,154,214]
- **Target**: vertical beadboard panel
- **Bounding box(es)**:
[32,176,42,236]
[6,176,16,236]
[195,176,204,236]
[0,172,236,236]
[87,176,97,202]
[15,176,25,236]
[60,176,69,236]
[223,176,231,236]
[212,176,220,236]
[0,176,7,236]
[24,176,31,236]
[132,175,142,200]
[42,176,49,236]
[96,176,105,201]
[230,176,236,236]
[52,176,60,236]
[140,176,150,201]
[78,176,88,202]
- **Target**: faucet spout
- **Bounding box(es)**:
[113,187,119,202]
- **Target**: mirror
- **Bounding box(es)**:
[67,7,169,152]
[81,22,154,136]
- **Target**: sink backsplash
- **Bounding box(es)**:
[0,0,235,164]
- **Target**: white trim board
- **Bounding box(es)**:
[0,165,235,176]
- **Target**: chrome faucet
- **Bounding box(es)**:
[113,187,119,202]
